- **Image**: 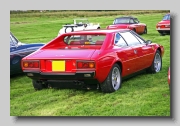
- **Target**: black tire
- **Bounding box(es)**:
[11,56,21,65]
[133,28,136,33]
[65,27,74,33]
[100,64,122,93]
[97,27,100,29]
[84,24,87,28]
[144,27,147,34]
[160,33,165,36]
[147,50,162,73]
[32,80,47,90]
[158,30,165,36]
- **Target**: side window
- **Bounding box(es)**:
[129,19,134,24]
[10,35,14,46]
[120,32,141,46]
[10,34,18,46]
[134,18,139,23]
[135,36,145,44]
[130,31,145,44]
[114,33,127,47]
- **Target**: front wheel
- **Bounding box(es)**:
[100,64,122,93]
[147,50,162,73]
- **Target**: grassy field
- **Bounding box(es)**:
[10,10,170,116]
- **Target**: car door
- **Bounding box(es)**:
[119,31,148,72]
[131,31,155,69]
[113,33,137,76]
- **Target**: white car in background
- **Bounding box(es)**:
[57,18,101,36]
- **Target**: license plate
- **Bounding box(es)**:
[85,42,90,44]
[52,60,65,71]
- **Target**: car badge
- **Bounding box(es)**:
[134,50,137,54]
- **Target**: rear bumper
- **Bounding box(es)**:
[156,28,170,31]
[23,70,96,80]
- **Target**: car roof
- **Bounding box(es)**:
[62,29,131,35]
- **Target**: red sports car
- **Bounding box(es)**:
[168,67,170,87]
[106,16,147,35]
[156,13,170,35]
[21,29,164,93]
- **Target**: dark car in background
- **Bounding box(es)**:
[10,32,45,75]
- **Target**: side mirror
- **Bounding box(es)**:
[145,40,152,45]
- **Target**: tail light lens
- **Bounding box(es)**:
[22,60,40,69]
[165,25,170,28]
[77,61,95,69]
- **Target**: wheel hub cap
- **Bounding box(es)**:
[111,67,121,90]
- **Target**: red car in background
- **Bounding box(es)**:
[156,13,170,36]
[106,16,147,35]
[21,29,164,93]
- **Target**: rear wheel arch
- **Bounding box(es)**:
[114,61,122,73]
[11,55,21,65]
[100,63,122,93]
[156,47,163,56]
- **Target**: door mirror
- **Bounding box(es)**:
[145,40,152,45]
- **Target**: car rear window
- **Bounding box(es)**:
[162,14,170,20]
[64,34,106,45]
[113,18,130,24]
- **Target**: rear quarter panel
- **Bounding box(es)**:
[91,50,117,83]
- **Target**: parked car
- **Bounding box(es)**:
[57,18,100,36]
[168,67,170,87]
[106,16,147,35]
[10,32,45,75]
[21,29,164,93]
[156,13,170,35]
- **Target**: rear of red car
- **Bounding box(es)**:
[156,13,170,35]
[21,32,108,90]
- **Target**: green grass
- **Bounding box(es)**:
[10,10,170,116]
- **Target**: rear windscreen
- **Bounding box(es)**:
[64,34,106,45]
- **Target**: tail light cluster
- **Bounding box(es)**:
[77,61,95,69]
[157,24,170,28]
[22,60,40,69]
[165,25,170,28]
